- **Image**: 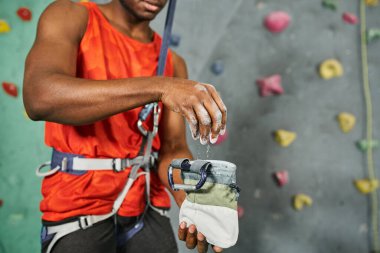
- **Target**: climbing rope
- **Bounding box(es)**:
[359,0,379,250]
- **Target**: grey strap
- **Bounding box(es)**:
[189,160,212,174]
[170,158,190,169]
[46,212,114,253]
[143,132,155,208]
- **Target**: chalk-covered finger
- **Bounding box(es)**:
[182,108,199,140]
[193,104,212,145]
[204,84,227,134]
[203,97,222,143]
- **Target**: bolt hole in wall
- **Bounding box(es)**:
[0,0,380,253]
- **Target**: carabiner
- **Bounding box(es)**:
[168,159,210,191]
[137,103,160,137]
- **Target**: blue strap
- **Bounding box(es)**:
[117,220,144,246]
[138,0,177,121]
[51,149,87,175]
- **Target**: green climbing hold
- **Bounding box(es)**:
[322,0,338,11]
[367,29,380,44]
[356,139,379,152]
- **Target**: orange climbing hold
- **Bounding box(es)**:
[274,130,296,147]
[2,82,18,97]
[293,194,313,211]
[337,112,356,133]
[0,20,11,33]
[354,179,379,194]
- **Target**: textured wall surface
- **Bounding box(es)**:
[0,0,379,253]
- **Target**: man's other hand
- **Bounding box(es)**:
[178,222,223,253]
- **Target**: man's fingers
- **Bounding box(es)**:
[185,225,197,249]
[202,98,222,143]
[204,84,227,134]
[182,108,199,140]
[178,222,187,241]
[193,104,211,145]
[212,245,223,252]
[197,232,208,253]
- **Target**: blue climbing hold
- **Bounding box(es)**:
[211,60,224,75]
[169,34,181,47]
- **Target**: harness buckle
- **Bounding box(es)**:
[113,158,132,172]
[79,216,93,230]
[112,159,123,172]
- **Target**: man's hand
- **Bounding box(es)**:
[161,80,227,145]
[178,222,223,253]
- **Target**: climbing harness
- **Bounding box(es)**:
[359,0,379,251]
[168,159,240,248]
[36,1,178,252]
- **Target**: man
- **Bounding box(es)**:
[23,0,227,252]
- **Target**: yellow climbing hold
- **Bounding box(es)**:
[365,0,379,6]
[79,0,89,2]
[354,179,379,194]
[293,194,313,211]
[0,20,11,33]
[337,112,356,133]
[319,59,344,80]
[274,129,296,147]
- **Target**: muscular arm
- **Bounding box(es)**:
[23,0,227,135]
[23,0,168,125]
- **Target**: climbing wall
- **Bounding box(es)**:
[160,0,380,252]
[0,0,379,253]
[0,1,53,253]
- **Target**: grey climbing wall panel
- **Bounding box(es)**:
[0,0,379,253]
[164,1,380,252]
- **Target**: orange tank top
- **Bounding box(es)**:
[40,2,173,221]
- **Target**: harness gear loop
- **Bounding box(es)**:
[36,161,60,178]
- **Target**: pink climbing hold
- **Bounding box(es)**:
[215,130,228,145]
[342,12,359,25]
[273,170,289,187]
[256,74,284,97]
[264,11,291,33]
[237,205,244,219]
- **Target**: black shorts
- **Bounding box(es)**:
[41,208,178,253]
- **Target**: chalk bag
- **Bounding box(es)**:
[168,159,240,248]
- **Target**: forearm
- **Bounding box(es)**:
[24,73,174,125]
[158,145,193,207]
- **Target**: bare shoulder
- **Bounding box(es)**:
[38,0,88,42]
[171,50,188,79]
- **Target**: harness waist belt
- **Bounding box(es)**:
[36,149,158,177]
